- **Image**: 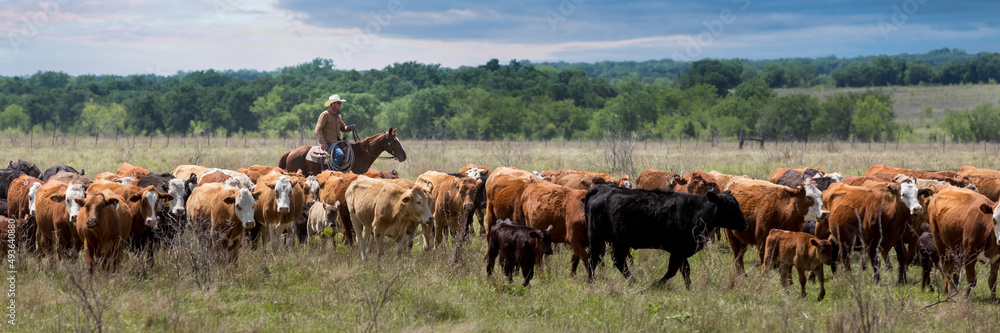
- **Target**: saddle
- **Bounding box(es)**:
[306,141,351,170]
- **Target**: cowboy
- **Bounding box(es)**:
[314,94,355,169]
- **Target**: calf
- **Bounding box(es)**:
[917,232,939,292]
[586,186,748,287]
[75,190,133,273]
[249,174,305,251]
[306,202,340,249]
[486,220,554,286]
[761,229,838,301]
[675,170,720,195]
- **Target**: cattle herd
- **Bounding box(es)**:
[2,158,1000,302]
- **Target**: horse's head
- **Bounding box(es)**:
[383,127,407,162]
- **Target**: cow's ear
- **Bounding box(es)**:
[810,239,820,247]
[74,197,86,207]
[224,196,237,204]
[918,188,934,197]
[980,203,994,215]
[529,230,542,239]
[885,184,900,195]
[401,194,411,204]
[129,193,142,202]
[705,192,719,203]
[80,169,85,176]
[49,194,66,202]
[546,225,554,233]
[159,192,175,201]
[266,182,276,189]
[673,176,688,186]
[105,196,121,206]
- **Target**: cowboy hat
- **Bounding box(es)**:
[324,94,347,107]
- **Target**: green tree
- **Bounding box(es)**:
[79,100,126,136]
[0,104,29,130]
[851,95,893,141]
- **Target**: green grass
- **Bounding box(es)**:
[7,137,1000,332]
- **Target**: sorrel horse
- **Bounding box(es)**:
[278,128,407,176]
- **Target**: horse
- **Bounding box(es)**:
[278,128,407,176]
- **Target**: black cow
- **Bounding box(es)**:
[40,164,85,182]
[585,185,748,287]
[917,232,939,292]
[8,160,40,178]
[137,172,197,248]
[772,169,838,191]
[0,169,25,199]
[486,219,554,287]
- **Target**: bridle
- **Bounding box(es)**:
[355,131,403,161]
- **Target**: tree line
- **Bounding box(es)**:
[0,54,995,143]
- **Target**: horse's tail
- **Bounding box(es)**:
[278,150,290,170]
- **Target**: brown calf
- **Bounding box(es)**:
[761,229,838,301]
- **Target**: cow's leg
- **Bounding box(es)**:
[587,236,606,283]
[486,238,499,277]
[797,266,808,298]
[988,260,1000,303]
[815,267,826,301]
[502,255,516,283]
[939,252,955,295]
[867,244,881,283]
[522,260,534,287]
[893,241,907,284]
[680,259,692,290]
[920,252,932,292]
[476,209,485,236]
[779,264,792,289]
[434,219,445,250]
[354,223,368,261]
[570,240,589,277]
[611,244,631,280]
[964,259,978,298]
[655,252,686,287]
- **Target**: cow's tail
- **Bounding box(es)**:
[278,150,290,170]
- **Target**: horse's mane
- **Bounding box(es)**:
[356,131,388,152]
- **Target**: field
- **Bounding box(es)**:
[7,136,1000,332]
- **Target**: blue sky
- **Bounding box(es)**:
[1,0,997,76]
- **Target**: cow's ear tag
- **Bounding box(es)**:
[115,202,120,211]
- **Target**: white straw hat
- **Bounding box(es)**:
[324,94,347,107]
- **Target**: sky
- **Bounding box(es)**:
[1,0,998,76]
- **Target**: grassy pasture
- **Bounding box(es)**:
[6,136,1000,332]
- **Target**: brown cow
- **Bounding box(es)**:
[486,219,554,286]
[707,170,746,191]
[251,174,306,250]
[346,176,434,260]
[865,164,969,187]
[416,171,481,250]
[820,180,930,283]
[484,167,539,237]
[75,189,133,272]
[87,182,172,264]
[761,229,838,301]
[319,172,359,246]
[928,186,1000,300]
[512,180,589,275]
[198,170,231,186]
[552,172,608,190]
[635,167,684,192]
[34,182,87,259]
[958,166,1000,201]
[675,170,720,195]
[187,183,258,263]
[6,174,42,220]
[115,162,150,180]
[725,177,827,275]
[171,164,209,181]
[315,170,344,186]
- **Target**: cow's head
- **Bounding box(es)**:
[266,176,294,213]
[134,185,173,228]
[682,170,719,195]
[27,182,42,217]
[530,225,555,257]
[980,202,1000,245]
[225,188,257,229]
[324,202,341,233]
[167,178,189,216]
[802,182,829,221]
[811,238,839,266]
[616,174,632,188]
[458,177,481,212]
[116,177,135,185]
[10,160,40,178]
[402,184,434,225]
[75,190,123,229]
[889,178,924,215]
[305,176,321,204]
[49,184,86,222]
[705,191,748,231]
